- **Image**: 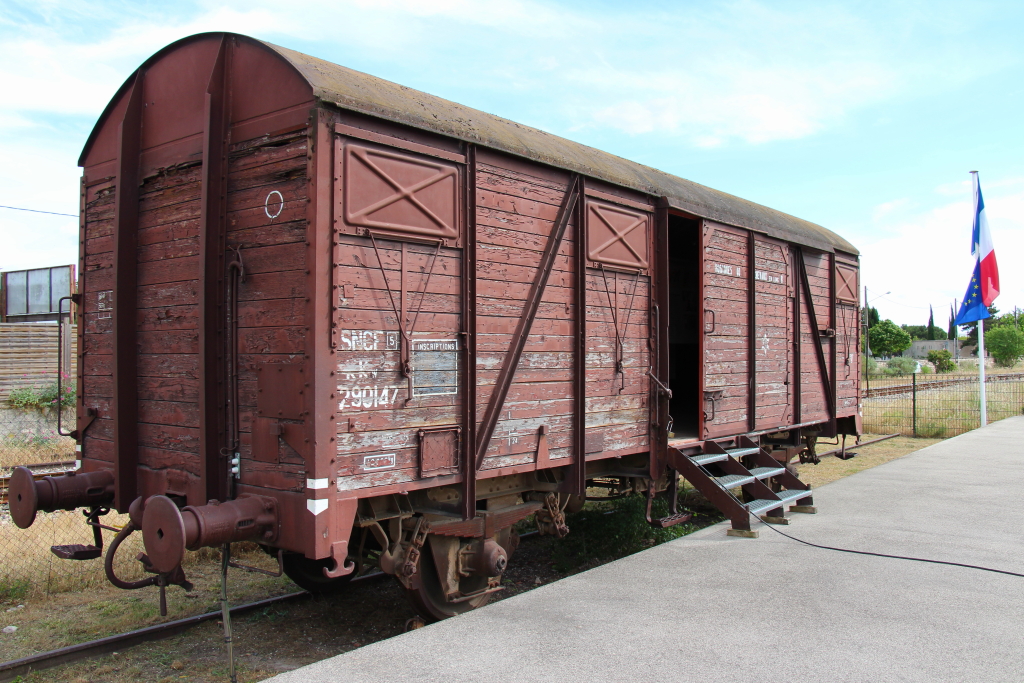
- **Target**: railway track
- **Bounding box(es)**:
[0,461,75,505]
[0,590,310,683]
[0,568,395,683]
[863,372,1024,398]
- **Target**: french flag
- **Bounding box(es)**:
[971,172,999,305]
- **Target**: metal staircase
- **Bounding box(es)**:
[667,435,814,537]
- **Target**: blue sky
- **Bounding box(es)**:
[1,0,1021,326]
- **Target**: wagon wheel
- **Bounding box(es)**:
[404,536,494,621]
[282,553,354,596]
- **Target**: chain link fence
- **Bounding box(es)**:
[1,404,151,602]
[862,371,1024,437]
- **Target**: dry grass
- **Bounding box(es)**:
[0,543,290,665]
[792,433,943,489]
[0,511,148,601]
[0,407,76,470]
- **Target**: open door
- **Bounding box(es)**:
[665,214,701,440]
[700,220,751,439]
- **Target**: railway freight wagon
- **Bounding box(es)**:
[10,33,861,620]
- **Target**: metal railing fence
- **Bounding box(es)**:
[862,372,1024,437]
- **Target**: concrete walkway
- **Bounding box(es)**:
[270,417,1024,683]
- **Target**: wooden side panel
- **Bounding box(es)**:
[585,266,650,459]
[331,239,464,488]
[702,221,749,438]
[474,156,577,471]
[133,164,203,500]
[81,179,117,467]
[798,249,831,424]
[333,134,464,490]
[229,131,311,493]
[835,254,861,417]
[753,237,792,430]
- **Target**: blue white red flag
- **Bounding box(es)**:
[970,172,999,305]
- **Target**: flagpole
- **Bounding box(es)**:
[978,317,987,427]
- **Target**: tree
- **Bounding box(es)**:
[867,306,880,328]
[947,304,956,340]
[986,325,1024,367]
[901,324,928,341]
[927,305,936,340]
[868,319,913,357]
[962,304,999,352]
[927,349,955,373]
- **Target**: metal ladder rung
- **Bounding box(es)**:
[726,447,761,458]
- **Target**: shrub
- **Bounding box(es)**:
[884,357,919,376]
[927,349,956,373]
[6,376,75,409]
[986,326,1024,367]
[864,356,878,375]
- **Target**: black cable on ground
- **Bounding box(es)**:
[754,515,1024,578]
[692,454,1024,579]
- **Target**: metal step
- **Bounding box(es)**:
[50,544,102,561]
[726,447,761,458]
[774,488,811,504]
[746,489,810,516]
[690,452,729,467]
[748,467,786,480]
[714,473,755,489]
[746,498,785,516]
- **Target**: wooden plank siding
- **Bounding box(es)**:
[753,237,792,430]
[702,221,751,437]
[229,132,311,494]
[475,160,578,471]
[77,130,312,497]
[797,249,832,424]
[0,324,78,401]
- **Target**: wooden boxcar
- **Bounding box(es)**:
[10,32,861,620]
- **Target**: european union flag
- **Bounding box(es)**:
[954,259,991,326]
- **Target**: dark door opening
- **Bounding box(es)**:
[667,215,700,438]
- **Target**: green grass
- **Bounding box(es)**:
[0,577,30,602]
[551,494,713,572]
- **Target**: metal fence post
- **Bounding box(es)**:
[912,372,917,437]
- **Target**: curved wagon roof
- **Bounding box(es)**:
[82,32,857,255]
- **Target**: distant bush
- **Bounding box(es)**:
[864,356,878,375]
[884,357,919,376]
[927,349,956,373]
[7,376,75,410]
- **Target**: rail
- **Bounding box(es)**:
[863,372,1024,398]
[0,570,390,683]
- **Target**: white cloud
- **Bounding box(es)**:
[860,182,1023,326]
